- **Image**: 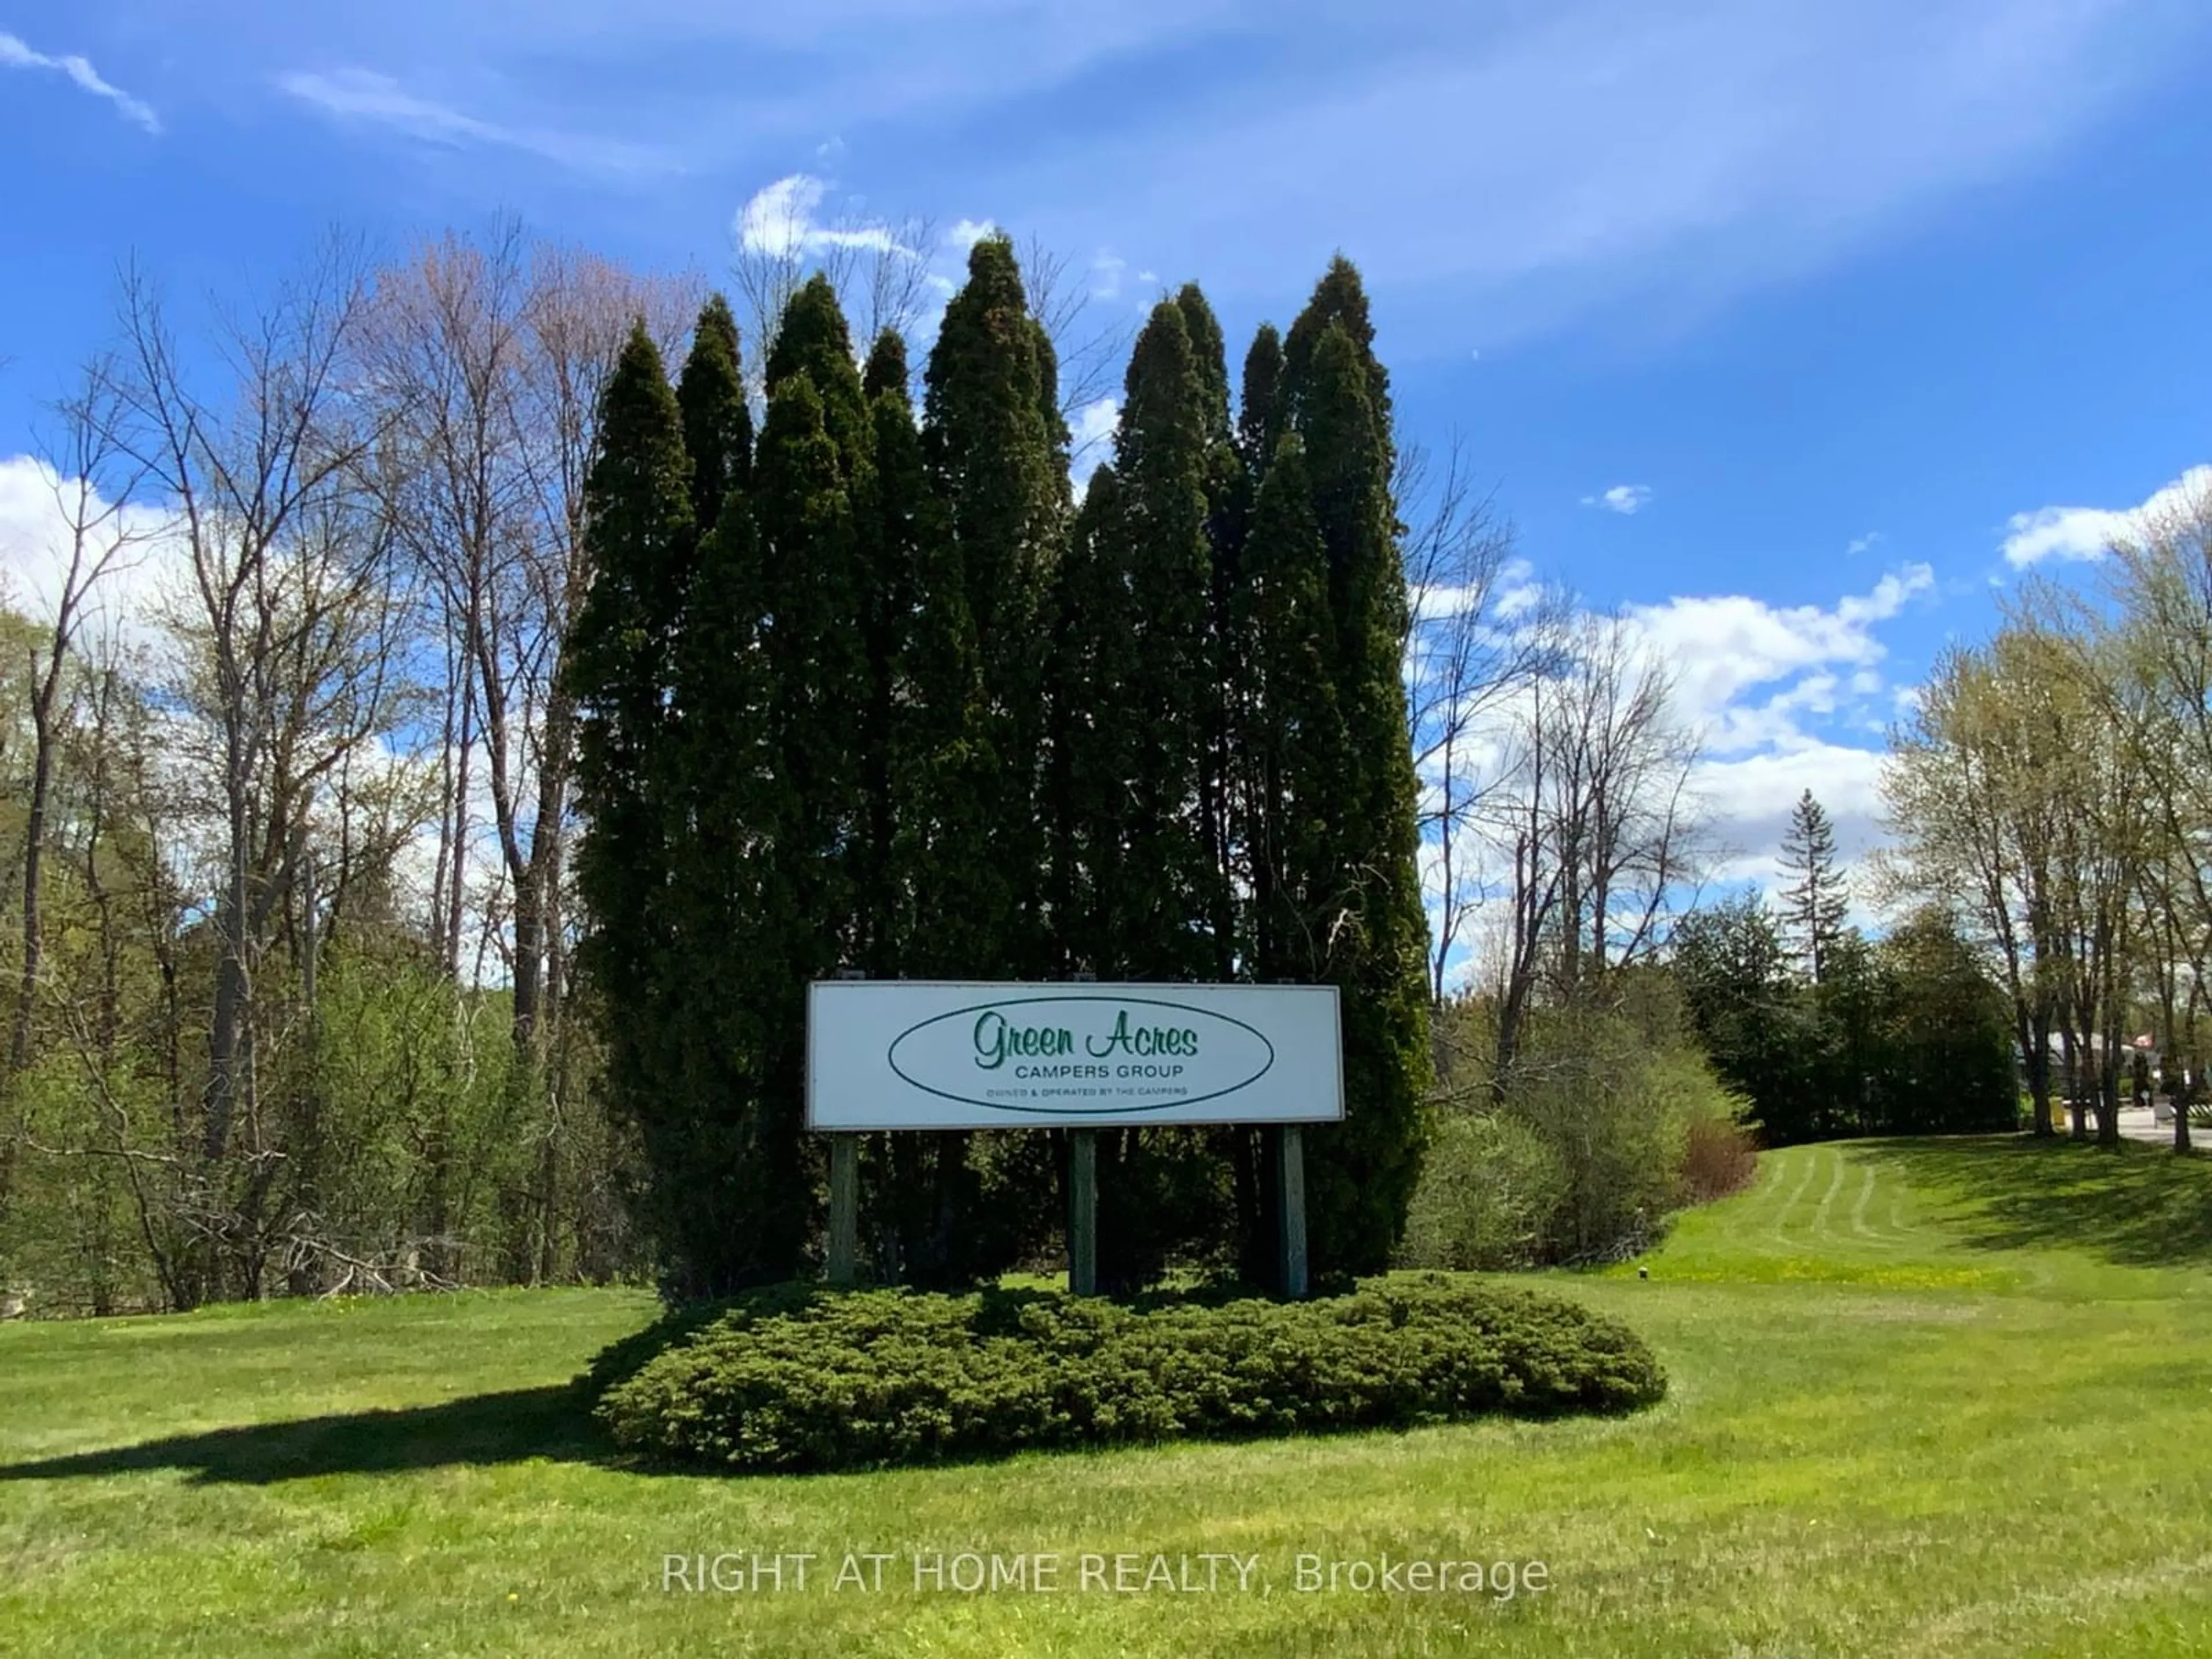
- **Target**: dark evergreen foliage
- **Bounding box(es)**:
[574,251,1440,1298]
[675,293,751,538]
[594,1276,1667,1472]
[565,322,702,1284]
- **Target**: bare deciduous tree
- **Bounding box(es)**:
[9,361,153,1081]
[1483,612,1705,1100]
[109,241,414,1297]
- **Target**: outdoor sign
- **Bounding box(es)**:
[807,980,1344,1130]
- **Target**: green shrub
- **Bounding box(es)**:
[590,1275,1665,1472]
[1397,1113,1567,1271]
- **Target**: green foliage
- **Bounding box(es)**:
[921,235,1063,980]
[592,1275,1665,1471]
[1672,895,1818,1140]
[1397,1113,1568,1272]
[579,254,1443,1297]
[1675,897,2018,1142]
[1271,289,1433,1279]
[1872,908,2020,1134]
[675,293,752,536]
[1406,980,1751,1269]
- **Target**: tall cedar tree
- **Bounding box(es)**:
[1062,299,1234,1289]
[1779,789,1850,983]
[646,295,781,1293]
[1229,430,1353,1281]
[676,293,752,537]
[1047,464,1131,975]
[855,329,918,974]
[1273,274,1433,1277]
[858,328,1013,1284]
[897,237,1069,1282]
[1173,284,1249,981]
[921,236,1063,977]
[565,322,699,1282]
[663,395,786,1294]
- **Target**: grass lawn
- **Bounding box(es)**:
[3,1135,2210,1656]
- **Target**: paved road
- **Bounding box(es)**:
[2109,1104,2197,1146]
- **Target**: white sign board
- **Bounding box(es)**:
[807,981,1344,1130]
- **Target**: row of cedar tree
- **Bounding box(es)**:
[565,239,1430,1297]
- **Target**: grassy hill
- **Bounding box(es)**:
[2,1137,2209,1656]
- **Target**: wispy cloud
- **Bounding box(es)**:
[1582,483,1652,515]
[734,174,916,258]
[0,31,159,133]
[996,0,2206,349]
[2001,463,2212,567]
[1846,531,1883,556]
[276,68,672,176]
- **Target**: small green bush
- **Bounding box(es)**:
[1398,1113,1567,1271]
[591,1275,1666,1472]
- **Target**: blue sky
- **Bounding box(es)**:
[6,0,2212,902]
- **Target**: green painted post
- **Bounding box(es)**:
[1069,1128,1099,1296]
[827,1134,859,1287]
[1277,1123,1308,1300]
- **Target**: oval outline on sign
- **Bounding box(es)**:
[887,994,1278,1115]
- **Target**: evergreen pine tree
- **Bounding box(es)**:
[1279,255,1393,434]
[1237,434,1349,986]
[564,321,699,1282]
[855,329,920,974]
[1054,299,1234,1290]
[1229,431,1353,1283]
[1173,285,1249,981]
[676,293,752,539]
[1046,464,1130,976]
[1237,324,1286,476]
[921,234,1065,977]
[765,274,872,479]
[1779,789,1850,983]
[1273,270,1433,1278]
[1094,298,1217,978]
[662,431,781,1291]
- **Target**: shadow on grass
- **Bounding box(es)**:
[0,1384,623,1486]
[1865,1135,2212,1269]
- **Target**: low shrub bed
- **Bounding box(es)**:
[590,1274,1666,1472]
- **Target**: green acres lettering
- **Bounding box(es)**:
[972,1010,1074,1069]
[972,1007,1201,1072]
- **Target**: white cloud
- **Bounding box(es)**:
[1624,562,1933,751]
[1069,397,1120,498]
[2000,463,2212,567]
[1845,531,1882,556]
[0,29,160,132]
[1582,483,1652,515]
[948,217,998,249]
[0,456,181,654]
[1690,741,1890,913]
[276,68,670,175]
[734,173,917,259]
